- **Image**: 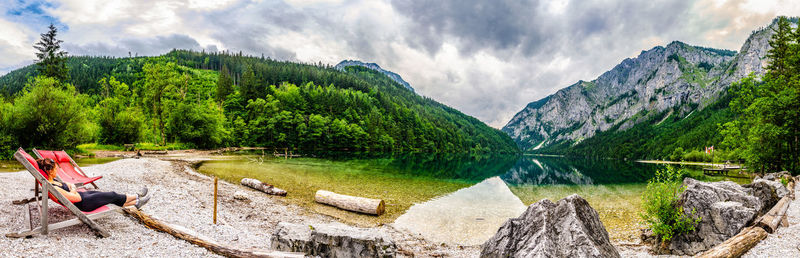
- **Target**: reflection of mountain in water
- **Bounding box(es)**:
[501,156,656,185]
[393,177,526,246]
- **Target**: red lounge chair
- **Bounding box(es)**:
[32,148,102,188]
[6,148,117,238]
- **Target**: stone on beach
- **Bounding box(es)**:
[480,194,620,258]
[666,178,761,255]
[271,222,397,257]
[743,179,788,215]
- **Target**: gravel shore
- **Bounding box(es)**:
[744,181,800,257]
[0,158,477,257]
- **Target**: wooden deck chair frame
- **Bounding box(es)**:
[32,148,100,189]
[6,149,118,238]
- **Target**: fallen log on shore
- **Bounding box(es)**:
[122,207,303,258]
[240,178,287,196]
[696,226,768,258]
[754,195,791,233]
[314,190,385,215]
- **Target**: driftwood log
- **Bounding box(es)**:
[696,226,768,258]
[314,190,384,215]
[755,195,791,233]
[122,207,302,258]
[240,178,287,196]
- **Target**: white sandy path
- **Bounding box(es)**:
[744,181,800,258]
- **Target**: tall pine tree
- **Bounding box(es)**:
[34,24,70,82]
[239,65,260,101]
[216,65,233,103]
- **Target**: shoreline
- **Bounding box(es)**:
[0,155,665,256]
[0,157,479,257]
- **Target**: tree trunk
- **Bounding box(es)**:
[314,190,384,215]
[240,178,287,196]
[122,207,302,258]
[696,226,767,258]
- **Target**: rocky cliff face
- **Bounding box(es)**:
[503,22,775,151]
[335,60,415,93]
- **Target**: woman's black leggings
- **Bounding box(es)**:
[74,191,127,212]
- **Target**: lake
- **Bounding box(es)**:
[196,153,749,246]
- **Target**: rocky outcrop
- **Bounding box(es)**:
[480,194,620,258]
[335,60,415,93]
[665,178,761,255]
[755,171,792,181]
[743,179,789,215]
[271,222,396,257]
[503,19,778,151]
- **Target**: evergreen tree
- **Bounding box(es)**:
[239,65,260,101]
[766,17,792,78]
[723,16,800,174]
[216,65,233,103]
[33,24,70,82]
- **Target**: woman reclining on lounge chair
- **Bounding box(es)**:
[36,158,151,211]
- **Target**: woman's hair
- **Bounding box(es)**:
[36,158,56,174]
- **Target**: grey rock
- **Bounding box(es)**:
[743,179,789,215]
[503,20,779,151]
[758,171,792,181]
[233,190,250,201]
[665,178,761,255]
[271,222,396,258]
[480,194,620,258]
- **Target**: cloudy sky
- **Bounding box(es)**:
[1,0,799,127]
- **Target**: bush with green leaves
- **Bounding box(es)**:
[641,166,701,243]
[8,76,93,150]
[0,97,16,159]
[166,100,228,149]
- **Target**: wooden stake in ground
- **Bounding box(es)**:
[122,207,303,258]
[696,226,768,258]
[213,177,218,224]
[240,178,287,196]
[314,190,385,215]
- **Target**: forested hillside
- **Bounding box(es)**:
[0,50,517,158]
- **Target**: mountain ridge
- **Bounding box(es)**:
[502,20,775,153]
[335,60,415,93]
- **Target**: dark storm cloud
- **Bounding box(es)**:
[391,0,692,58]
[64,34,202,57]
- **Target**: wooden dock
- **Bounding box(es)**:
[703,165,747,178]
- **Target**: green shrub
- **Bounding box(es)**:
[781,177,788,187]
[641,166,702,243]
[166,101,228,149]
[8,76,93,150]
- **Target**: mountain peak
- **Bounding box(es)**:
[335,60,415,93]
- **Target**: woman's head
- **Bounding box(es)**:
[36,158,57,179]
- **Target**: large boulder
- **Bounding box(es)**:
[271,222,396,258]
[743,179,789,215]
[665,178,761,255]
[480,194,620,258]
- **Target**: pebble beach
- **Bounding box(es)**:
[0,158,477,257]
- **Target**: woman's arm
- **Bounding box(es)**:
[52,183,82,203]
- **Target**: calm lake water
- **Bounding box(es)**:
[196,153,748,245]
